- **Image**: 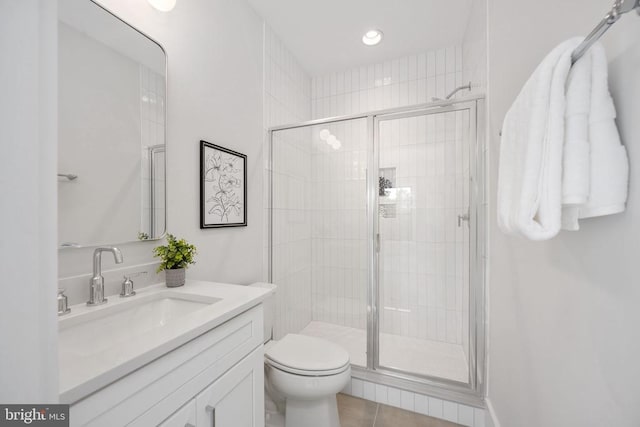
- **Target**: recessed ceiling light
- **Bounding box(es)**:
[362,29,383,46]
[148,0,176,12]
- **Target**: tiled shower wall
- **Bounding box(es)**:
[377,111,470,355]
[263,25,313,339]
[311,46,464,119]
[310,119,369,329]
[309,47,470,351]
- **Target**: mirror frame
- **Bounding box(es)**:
[59,0,168,250]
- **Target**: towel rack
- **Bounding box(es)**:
[571,0,640,64]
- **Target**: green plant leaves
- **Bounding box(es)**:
[153,233,197,272]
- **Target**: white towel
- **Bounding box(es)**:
[562,42,628,229]
[499,39,629,239]
[498,39,581,240]
[561,46,592,231]
[578,43,629,220]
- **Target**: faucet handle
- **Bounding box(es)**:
[120,275,137,298]
[58,289,71,316]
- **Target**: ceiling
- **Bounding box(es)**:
[248,0,473,75]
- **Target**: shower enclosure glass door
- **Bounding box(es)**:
[270,118,370,368]
[269,98,484,398]
[373,103,476,386]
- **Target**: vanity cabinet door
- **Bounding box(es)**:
[196,346,264,427]
[158,399,197,427]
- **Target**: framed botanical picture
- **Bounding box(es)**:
[200,140,247,228]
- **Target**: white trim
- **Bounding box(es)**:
[485,398,501,427]
[0,0,59,402]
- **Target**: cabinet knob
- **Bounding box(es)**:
[205,405,216,426]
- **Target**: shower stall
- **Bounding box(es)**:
[268,96,485,401]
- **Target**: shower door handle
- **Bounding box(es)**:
[457,212,470,227]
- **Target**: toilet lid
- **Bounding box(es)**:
[265,334,350,375]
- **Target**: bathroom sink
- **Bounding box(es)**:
[59,292,221,357]
[58,280,274,404]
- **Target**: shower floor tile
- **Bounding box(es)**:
[300,321,468,383]
[300,321,368,366]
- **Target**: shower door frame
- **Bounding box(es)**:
[268,96,486,406]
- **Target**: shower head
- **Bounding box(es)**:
[58,173,78,180]
[432,82,473,102]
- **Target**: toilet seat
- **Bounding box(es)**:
[266,358,350,376]
[265,334,350,377]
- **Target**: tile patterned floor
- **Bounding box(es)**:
[300,321,469,382]
[338,393,463,427]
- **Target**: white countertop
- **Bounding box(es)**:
[58,280,273,404]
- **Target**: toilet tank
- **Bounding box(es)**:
[249,282,276,343]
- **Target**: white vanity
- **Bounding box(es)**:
[59,280,272,427]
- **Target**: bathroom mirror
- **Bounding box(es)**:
[57,0,167,248]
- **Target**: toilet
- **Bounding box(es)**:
[251,283,351,427]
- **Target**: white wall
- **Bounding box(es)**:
[487,0,640,425]
[59,0,264,299]
[0,0,58,403]
[462,0,487,96]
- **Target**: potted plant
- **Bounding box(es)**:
[153,234,197,287]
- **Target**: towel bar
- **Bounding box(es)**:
[571,0,640,64]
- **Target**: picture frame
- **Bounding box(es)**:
[200,140,247,228]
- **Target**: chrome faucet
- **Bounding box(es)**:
[87,247,123,306]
